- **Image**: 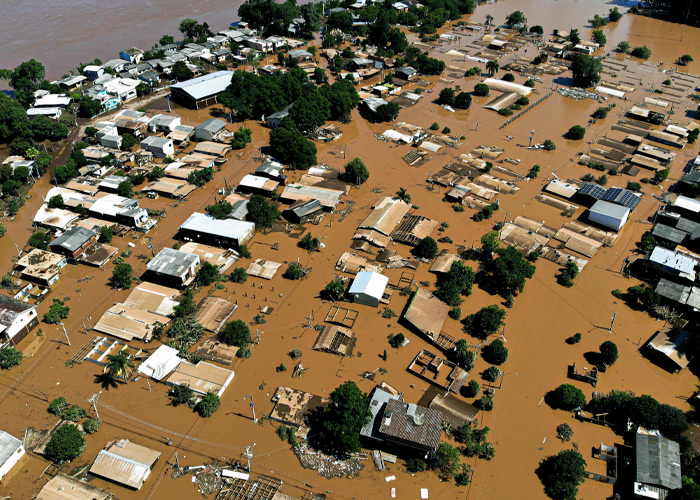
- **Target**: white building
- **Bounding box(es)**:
[0,431,25,481]
[141,136,174,158]
[588,200,630,231]
[349,271,389,307]
[146,248,200,287]
[0,295,38,345]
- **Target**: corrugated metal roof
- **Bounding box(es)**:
[0,430,22,471]
[180,212,255,241]
[652,224,687,244]
[378,399,442,450]
[146,248,199,278]
[360,388,401,440]
[636,433,682,490]
[49,226,96,252]
[590,200,630,219]
[90,440,160,490]
[349,271,388,300]
[170,71,233,100]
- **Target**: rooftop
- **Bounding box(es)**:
[147,248,200,278]
[636,432,682,491]
[90,439,161,490]
[360,388,402,441]
[49,226,96,253]
[0,430,23,470]
[180,212,255,241]
[170,71,234,100]
[165,360,235,397]
[378,399,442,451]
[349,271,389,300]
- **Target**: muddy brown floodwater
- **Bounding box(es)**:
[1,1,700,499]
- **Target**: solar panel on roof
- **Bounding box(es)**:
[578,183,607,199]
[601,187,641,210]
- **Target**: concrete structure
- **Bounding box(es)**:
[179,212,255,248]
[16,249,67,286]
[49,226,97,260]
[146,248,200,287]
[0,431,25,481]
[588,200,630,231]
[148,114,181,133]
[348,271,389,307]
[169,71,234,109]
[646,246,697,282]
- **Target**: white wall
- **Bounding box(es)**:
[0,444,25,481]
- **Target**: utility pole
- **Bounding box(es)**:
[244,395,257,422]
[529,129,536,147]
[609,312,617,333]
[59,322,70,346]
[244,443,256,472]
[88,391,102,418]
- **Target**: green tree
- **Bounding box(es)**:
[29,230,52,250]
[464,305,506,339]
[219,319,251,347]
[147,166,165,182]
[120,133,137,152]
[395,187,411,203]
[599,341,619,366]
[117,179,133,197]
[105,352,134,381]
[327,10,354,31]
[486,60,499,76]
[48,397,69,416]
[438,87,456,106]
[0,347,23,370]
[206,200,233,220]
[83,417,101,434]
[474,83,490,97]
[536,450,586,500]
[568,28,581,45]
[530,25,544,35]
[299,232,320,252]
[631,45,652,59]
[230,267,248,284]
[566,125,586,140]
[247,194,280,229]
[487,246,536,297]
[617,41,630,53]
[159,34,175,46]
[54,161,79,184]
[47,194,64,209]
[556,423,573,442]
[269,118,317,170]
[345,158,369,184]
[484,339,509,365]
[434,261,475,306]
[551,383,586,410]
[484,365,501,382]
[505,11,527,26]
[677,54,694,66]
[283,263,305,280]
[414,236,439,260]
[109,263,133,290]
[290,87,330,133]
[310,381,372,457]
[195,392,221,417]
[173,288,197,318]
[170,384,195,407]
[464,379,480,397]
[454,92,472,110]
[323,278,345,302]
[608,7,622,22]
[44,425,86,462]
[430,442,462,480]
[543,139,556,151]
[196,262,220,286]
[230,127,252,150]
[570,54,603,87]
[43,299,69,324]
[172,60,194,82]
[481,230,501,255]
[450,339,475,370]
[592,29,606,46]
[556,261,579,287]
[372,102,400,123]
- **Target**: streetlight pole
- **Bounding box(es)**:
[498,371,518,390]
[244,395,257,422]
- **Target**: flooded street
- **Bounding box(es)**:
[0,0,700,499]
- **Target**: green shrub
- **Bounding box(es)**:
[83,417,101,434]
[44,425,86,462]
[195,392,220,417]
[0,347,23,369]
[63,405,86,422]
[48,397,69,416]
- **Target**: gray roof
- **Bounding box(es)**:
[601,187,641,211]
[149,114,179,128]
[378,399,443,450]
[119,109,145,120]
[360,388,401,440]
[0,295,35,332]
[170,71,234,100]
[196,118,227,134]
[676,217,700,235]
[256,160,284,176]
[636,433,682,490]
[49,226,96,253]
[652,224,687,244]
[288,49,312,59]
[681,170,700,185]
[589,199,630,219]
[290,199,322,217]
[0,431,22,469]
[147,248,199,278]
[578,182,607,199]
[228,200,249,220]
[267,104,292,121]
[363,97,389,113]
[395,66,417,76]
[141,136,173,149]
[655,278,690,304]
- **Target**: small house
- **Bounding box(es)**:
[90,439,160,490]
[0,295,38,346]
[194,118,227,142]
[148,114,182,133]
[286,199,323,224]
[146,248,200,287]
[49,226,98,260]
[0,431,25,481]
[141,136,175,158]
[265,105,293,129]
[378,399,443,454]
[120,48,144,64]
[84,65,104,81]
[348,271,389,307]
[165,360,235,397]
[16,249,67,286]
[645,246,697,282]
[179,212,255,248]
[394,66,417,81]
[634,432,682,499]
[288,49,313,61]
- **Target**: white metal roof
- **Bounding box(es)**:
[674,195,700,213]
[590,199,630,219]
[649,246,697,276]
[170,71,234,100]
[180,212,255,240]
[239,174,270,190]
[0,431,22,471]
[349,271,389,300]
[137,345,182,380]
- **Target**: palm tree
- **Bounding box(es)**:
[105,352,134,382]
[485,14,494,27]
[396,188,411,204]
[486,60,499,76]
